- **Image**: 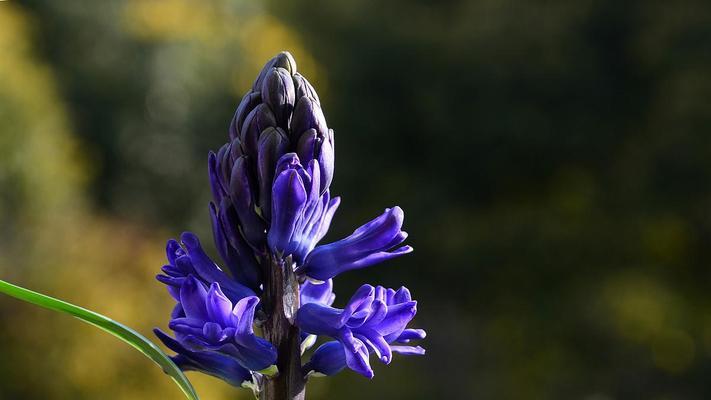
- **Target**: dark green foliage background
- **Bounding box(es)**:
[2,1,711,399]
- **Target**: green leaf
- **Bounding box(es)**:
[257,364,279,377]
[0,279,199,400]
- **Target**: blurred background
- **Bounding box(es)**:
[1,0,711,399]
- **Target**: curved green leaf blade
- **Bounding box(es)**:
[0,279,199,400]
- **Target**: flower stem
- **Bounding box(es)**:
[260,255,306,400]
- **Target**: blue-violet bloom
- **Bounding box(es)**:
[155,52,424,389]
[297,284,425,378]
[158,276,277,373]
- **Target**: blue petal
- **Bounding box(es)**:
[180,232,255,302]
[231,336,278,371]
[228,157,266,248]
[202,322,229,344]
[240,103,276,157]
[296,128,317,163]
[179,276,208,321]
[295,303,344,336]
[206,283,233,327]
[304,341,346,376]
[300,279,335,306]
[208,151,226,204]
[374,301,417,337]
[311,194,340,248]
[390,345,426,356]
[169,319,206,339]
[300,207,413,280]
[166,239,184,265]
[340,284,375,325]
[293,72,320,104]
[231,296,260,336]
[257,127,290,220]
[154,329,252,387]
[391,286,412,304]
[355,329,392,364]
[208,202,261,290]
[261,67,295,130]
[394,328,427,343]
[317,129,334,193]
[343,336,373,379]
[359,299,387,328]
[268,168,307,255]
[290,97,328,143]
[230,90,260,141]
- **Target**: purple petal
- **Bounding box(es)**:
[289,161,324,261]
[179,276,208,320]
[261,67,295,129]
[392,286,412,305]
[174,256,194,275]
[356,329,392,364]
[240,103,276,157]
[227,336,278,371]
[301,207,412,280]
[290,97,327,144]
[304,341,346,376]
[166,239,184,265]
[202,322,229,344]
[317,129,334,193]
[154,329,253,387]
[293,72,320,104]
[361,299,387,328]
[296,128,317,162]
[169,318,206,337]
[344,245,413,271]
[296,303,345,336]
[206,283,233,327]
[228,157,266,248]
[311,195,340,245]
[231,296,259,336]
[395,328,427,343]
[253,52,296,91]
[390,345,426,356]
[257,127,290,220]
[274,152,301,176]
[230,91,261,141]
[267,168,307,255]
[343,337,373,379]
[375,301,417,337]
[341,284,375,325]
[300,279,335,306]
[208,202,261,290]
[180,232,256,302]
[209,203,260,290]
[208,151,226,204]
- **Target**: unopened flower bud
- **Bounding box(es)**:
[261,67,295,130]
[257,127,290,221]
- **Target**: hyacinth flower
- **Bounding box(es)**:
[298,284,425,378]
[154,52,425,399]
[158,276,277,370]
[157,232,256,302]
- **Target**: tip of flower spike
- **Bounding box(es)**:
[273,51,297,75]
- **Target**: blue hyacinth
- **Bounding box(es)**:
[155,52,425,396]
